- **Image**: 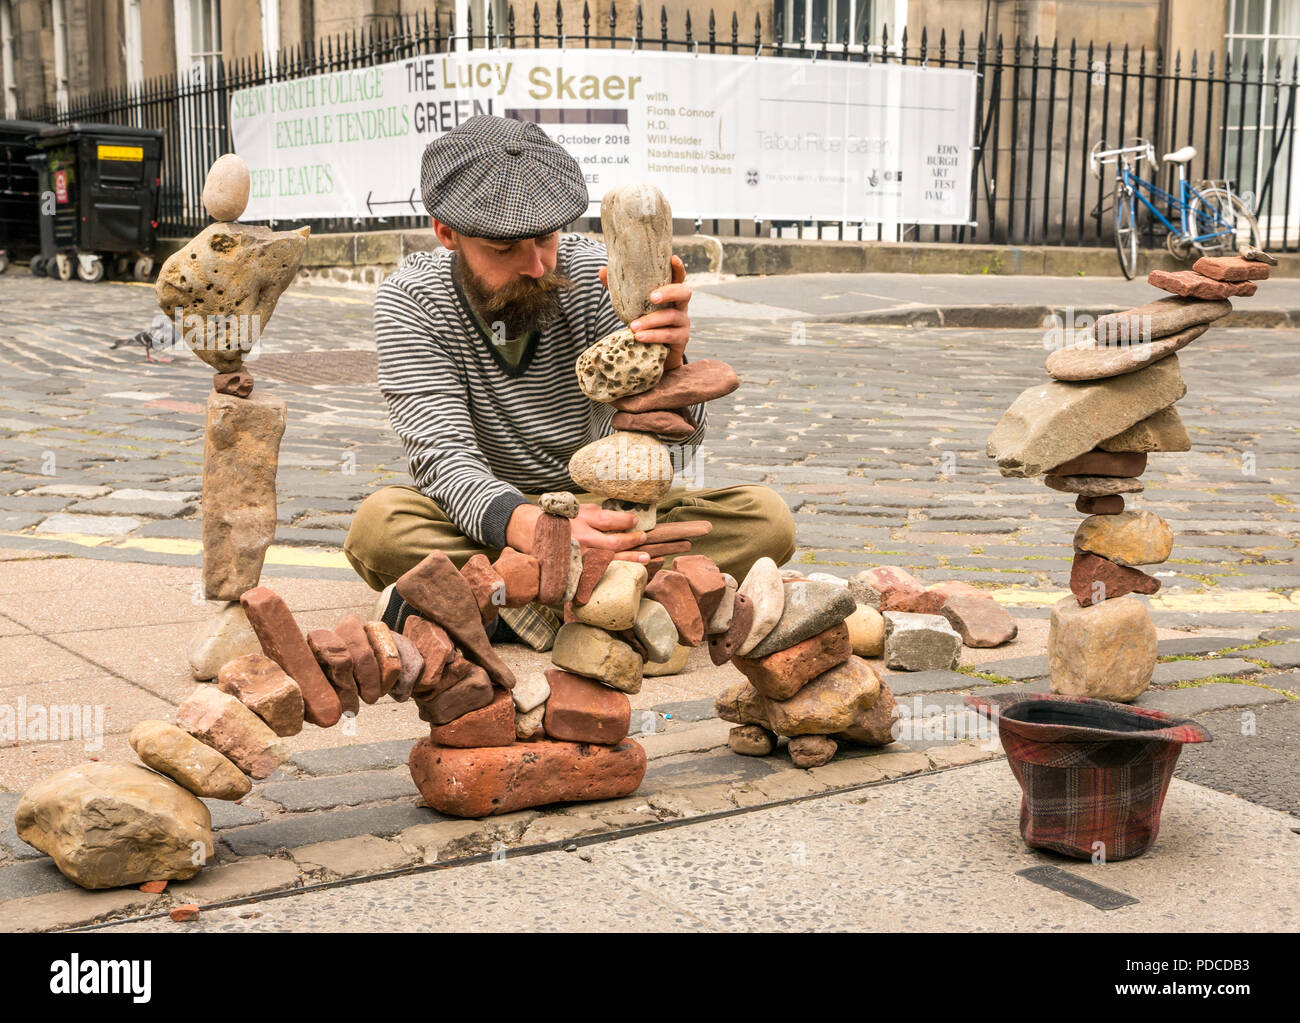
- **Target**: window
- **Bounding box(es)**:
[1,0,16,118]
[781,0,900,48]
[1224,0,1300,222]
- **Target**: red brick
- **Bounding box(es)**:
[491,547,539,607]
[543,668,632,744]
[940,593,1018,647]
[638,540,692,558]
[533,513,572,606]
[925,581,989,604]
[854,567,924,611]
[307,629,359,717]
[670,554,726,619]
[240,586,342,728]
[417,663,493,725]
[894,590,948,615]
[427,690,515,748]
[336,614,382,704]
[574,547,616,604]
[216,652,304,737]
[644,570,704,645]
[461,553,506,622]
[402,617,455,700]
[1147,269,1256,300]
[732,621,852,700]
[212,370,253,397]
[396,549,516,691]
[409,736,647,818]
[363,621,402,698]
[1192,255,1270,282]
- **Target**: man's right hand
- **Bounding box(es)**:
[506,502,649,563]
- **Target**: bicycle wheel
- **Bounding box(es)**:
[1187,187,1262,255]
[1113,179,1138,279]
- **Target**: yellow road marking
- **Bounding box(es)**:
[3,531,352,569]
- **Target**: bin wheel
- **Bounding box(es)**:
[132,256,154,282]
[0,252,9,274]
[29,256,48,277]
[76,255,105,283]
[55,255,73,281]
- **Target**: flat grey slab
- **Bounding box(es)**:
[1152,658,1261,685]
[1253,642,1300,670]
[0,858,76,901]
[1258,672,1300,695]
[289,739,417,777]
[972,655,1050,681]
[887,670,980,695]
[219,802,439,858]
[650,698,717,723]
[259,770,420,812]
[1156,636,1249,657]
[1175,702,1300,816]
[99,763,1300,932]
[1135,683,1286,716]
[202,798,265,831]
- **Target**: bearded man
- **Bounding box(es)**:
[345,115,795,649]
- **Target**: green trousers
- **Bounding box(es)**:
[344,483,797,591]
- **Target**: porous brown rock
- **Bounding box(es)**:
[409,736,647,818]
[129,719,250,800]
[396,550,517,691]
[602,498,657,531]
[543,668,632,744]
[601,181,674,324]
[763,656,882,736]
[418,664,494,726]
[568,431,675,505]
[307,628,359,717]
[612,359,740,413]
[426,689,515,748]
[732,621,852,701]
[202,391,286,600]
[1069,553,1162,606]
[213,369,254,397]
[14,763,213,889]
[539,491,580,518]
[240,585,342,728]
[156,222,309,372]
[576,327,667,402]
[835,680,899,747]
[216,652,304,736]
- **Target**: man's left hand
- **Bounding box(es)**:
[598,255,691,370]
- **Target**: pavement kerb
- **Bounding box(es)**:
[61,744,1002,934]
[800,303,1300,329]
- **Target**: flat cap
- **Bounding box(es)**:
[420,115,589,239]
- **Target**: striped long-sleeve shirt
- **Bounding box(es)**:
[373,233,708,549]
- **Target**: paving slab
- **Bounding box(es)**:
[1151,658,1262,684]
[1135,682,1287,716]
[259,771,421,812]
[1253,642,1300,669]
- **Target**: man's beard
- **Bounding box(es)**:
[455,252,574,339]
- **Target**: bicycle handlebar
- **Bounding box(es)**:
[1089,140,1156,179]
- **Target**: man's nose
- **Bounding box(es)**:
[515,241,546,279]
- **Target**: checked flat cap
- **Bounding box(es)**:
[420,115,589,239]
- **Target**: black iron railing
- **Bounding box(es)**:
[19,4,1300,251]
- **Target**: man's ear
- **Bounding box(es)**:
[431,217,459,251]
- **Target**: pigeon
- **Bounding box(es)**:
[111,316,180,362]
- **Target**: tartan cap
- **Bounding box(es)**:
[420,115,589,240]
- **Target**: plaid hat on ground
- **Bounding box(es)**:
[420,115,589,239]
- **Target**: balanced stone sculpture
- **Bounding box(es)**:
[988,250,1273,701]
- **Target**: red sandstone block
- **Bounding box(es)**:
[543,668,632,745]
[240,586,342,728]
[644,570,704,645]
[426,689,515,748]
[731,622,852,700]
[409,736,647,818]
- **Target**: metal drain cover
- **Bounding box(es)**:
[1017,866,1139,910]
[251,350,377,386]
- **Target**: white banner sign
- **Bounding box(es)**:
[231,49,976,225]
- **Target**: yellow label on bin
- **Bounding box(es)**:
[97,144,143,162]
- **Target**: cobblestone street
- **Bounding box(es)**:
[1,271,1298,930]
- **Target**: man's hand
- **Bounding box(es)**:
[598,255,691,370]
[506,502,649,564]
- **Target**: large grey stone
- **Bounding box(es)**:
[986,355,1187,478]
[745,580,856,659]
[883,612,963,672]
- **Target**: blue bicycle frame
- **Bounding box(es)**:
[1118,164,1236,247]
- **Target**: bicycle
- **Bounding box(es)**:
[1089,138,1261,280]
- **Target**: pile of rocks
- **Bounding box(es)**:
[987,248,1274,701]
[714,558,900,767]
